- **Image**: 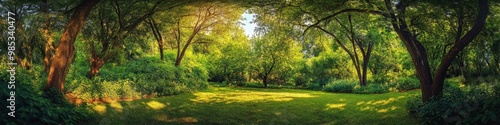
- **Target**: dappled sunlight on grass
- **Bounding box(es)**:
[93,105,107,114]
[357,96,406,113]
[109,102,123,112]
[191,90,315,103]
[377,106,398,113]
[325,103,347,110]
[356,96,406,106]
[146,100,167,110]
[88,87,420,124]
[155,114,198,123]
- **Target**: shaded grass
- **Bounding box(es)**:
[88,87,420,124]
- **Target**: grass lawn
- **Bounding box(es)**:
[88,87,421,124]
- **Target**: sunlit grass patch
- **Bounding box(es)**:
[88,87,420,124]
[146,100,167,110]
[325,103,347,110]
[92,105,107,115]
[191,90,316,103]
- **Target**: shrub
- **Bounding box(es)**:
[244,82,264,88]
[293,74,310,87]
[99,81,121,99]
[405,94,423,115]
[353,84,389,94]
[0,68,94,124]
[66,56,210,99]
[322,80,356,93]
[406,84,500,124]
[120,80,142,99]
[392,77,420,92]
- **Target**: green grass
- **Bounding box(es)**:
[88,87,420,124]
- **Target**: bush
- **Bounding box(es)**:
[405,94,423,115]
[392,77,420,92]
[66,56,209,99]
[293,74,310,87]
[243,82,264,88]
[322,80,356,93]
[99,81,121,99]
[0,68,94,124]
[353,84,389,94]
[406,84,500,124]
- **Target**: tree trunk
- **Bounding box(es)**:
[159,43,164,60]
[40,0,53,72]
[263,77,268,88]
[147,17,164,60]
[45,0,100,92]
[384,0,488,102]
[385,0,435,102]
[361,42,374,86]
[431,0,488,97]
[88,55,105,79]
[175,28,200,66]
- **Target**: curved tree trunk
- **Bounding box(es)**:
[384,0,488,102]
[45,0,100,92]
[431,0,489,97]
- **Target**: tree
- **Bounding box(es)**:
[251,23,303,87]
[1,0,40,69]
[384,0,489,101]
[289,2,383,86]
[297,0,489,102]
[310,15,378,86]
[82,0,165,78]
[39,0,54,72]
[45,0,100,91]
[173,2,241,66]
[212,35,251,85]
[146,17,165,60]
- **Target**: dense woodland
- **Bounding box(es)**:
[1,0,500,124]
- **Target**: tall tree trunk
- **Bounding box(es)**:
[39,0,53,72]
[431,0,488,97]
[361,42,374,86]
[175,27,200,66]
[45,0,100,92]
[384,0,488,102]
[385,0,435,102]
[147,17,164,60]
[262,55,277,88]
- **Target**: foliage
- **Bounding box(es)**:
[0,68,94,124]
[207,33,251,85]
[353,84,389,94]
[250,36,302,87]
[406,84,500,124]
[243,82,265,88]
[65,55,209,100]
[389,77,420,92]
[322,80,356,93]
[307,50,352,87]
